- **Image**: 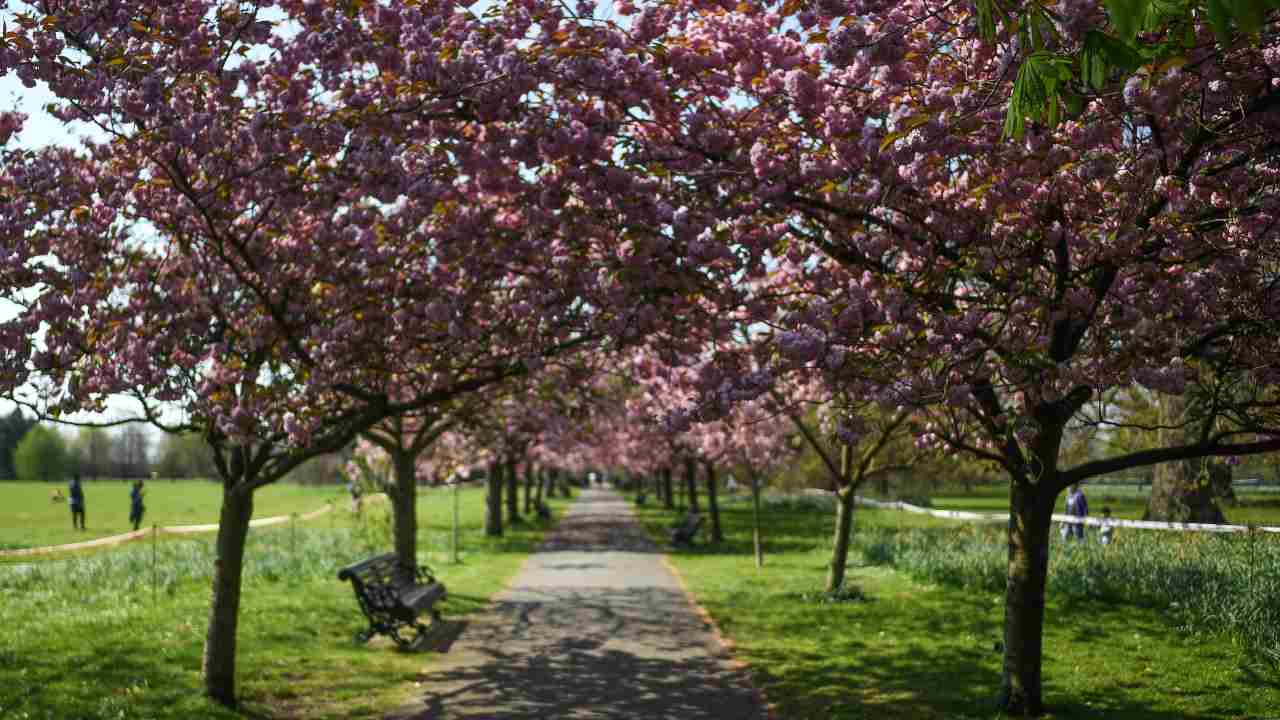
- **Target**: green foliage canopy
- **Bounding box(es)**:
[13,423,70,482]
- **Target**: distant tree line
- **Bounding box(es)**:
[0,411,217,481]
[1,409,348,484]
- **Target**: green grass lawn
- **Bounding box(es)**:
[0,480,345,549]
[0,484,571,720]
[909,484,1280,526]
[636,494,1280,719]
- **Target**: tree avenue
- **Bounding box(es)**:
[0,0,723,707]
[561,1,1280,713]
[2,0,1278,717]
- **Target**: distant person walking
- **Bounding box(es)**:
[1065,483,1089,541]
[69,473,86,530]
[129,478,146,531]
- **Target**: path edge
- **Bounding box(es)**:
[383,493,580,719]
[657,551,778,720]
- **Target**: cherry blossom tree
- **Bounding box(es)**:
[579,1,1280,713]
[0,0,726,706]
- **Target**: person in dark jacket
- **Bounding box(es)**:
[69,473,86,530]
[1065,483,1089,541]
[129,478,146,531]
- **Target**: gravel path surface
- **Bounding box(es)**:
[387,487,767,719]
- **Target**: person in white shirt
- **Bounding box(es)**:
[1099,506,1115,546]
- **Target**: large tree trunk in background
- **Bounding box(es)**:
[485,462,503,537]
[684,457,700,513]
[1144,393,1228,523]
[534,468,546,509]
[505,457,521,525]
[704,460,723,544]
[390,450,419,569]
[202,481,254,707]
[662,467,674,509]
[523,463,534,514]
[997,477,1055,716]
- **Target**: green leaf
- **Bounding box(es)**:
[1080,32,1109,89]
[1225,0,1265,36]
[974,0,997,41]
[1205,0,1233,44]
[1104,0,1149,41]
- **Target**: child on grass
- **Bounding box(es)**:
[1099,506,1115,546]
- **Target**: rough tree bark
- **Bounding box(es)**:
[684,456,700,513]
[998,475,1055,717]
[825,444,855,593]
[485,462,503,536]
[662,466,675,510]
[505,456,521,525]
[1144,393,1227,523]
[523,462,534,515]
[703,460,723,543]
[389,449,419,569]
[202,478,255,707]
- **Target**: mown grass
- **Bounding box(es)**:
[918,484,1280,526]
[0,480,343,549]
[636,492,1280,719]
[0,484,570,720]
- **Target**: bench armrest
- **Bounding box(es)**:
[415,564,437,585]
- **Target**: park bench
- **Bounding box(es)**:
[670,513,703,547]
[337,553,446,649]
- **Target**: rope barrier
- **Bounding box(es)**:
[0,499,349,558]
[852,495,1280,534]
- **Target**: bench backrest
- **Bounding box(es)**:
[677,515,703,536]
[338,553,416,612]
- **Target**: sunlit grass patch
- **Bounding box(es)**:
[633,491,1280,719]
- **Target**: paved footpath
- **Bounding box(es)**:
[388,488,768,720]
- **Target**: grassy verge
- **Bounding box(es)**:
[0,480,345,549]
[917,485,1280,526]
[634,492,1280,719]
[0,485,571,720]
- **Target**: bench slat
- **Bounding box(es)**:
[339,553,446,649]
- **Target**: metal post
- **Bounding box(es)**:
[151,524,158,604]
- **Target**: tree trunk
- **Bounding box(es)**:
[485,462,503,537]
[534,467,546,509]
[704,460,723,543]
[202,481,254,707]
[751,471,764,568]
[685,456,700,513]
[662,467,674,510]
[523,462,534,514]
[826,488,856,592]
[390,449,418,569]
[505,457,521,525]
[997,478,1054,716]
[1144,393,1227,523]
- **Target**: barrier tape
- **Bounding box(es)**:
[852,496,1280,534]
[0,499,350,558]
